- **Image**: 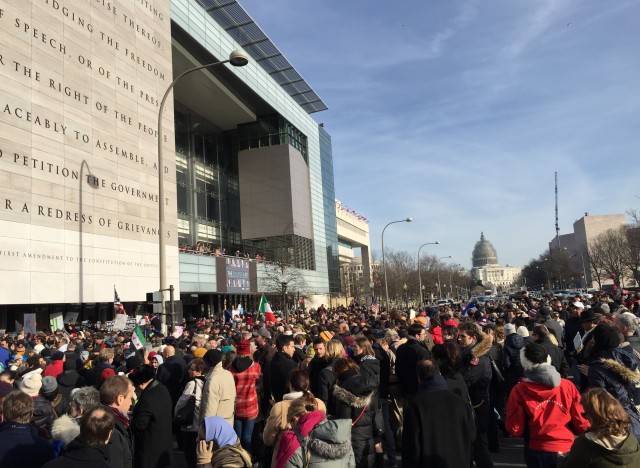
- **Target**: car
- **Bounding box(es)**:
[436,299,453,308]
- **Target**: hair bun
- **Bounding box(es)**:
[305,404,315,411]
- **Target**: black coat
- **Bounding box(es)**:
[269,351,298,402]
[316,359,337,414]
[333,369,380,468]
[460,336,492,431]
[57,370,85,405]
[537,336,570,377]
[155,355,186,405]
[43,439,110,468]
[402,375,475,468]
[395,339,431,397]
[0,422,54,468]
[308,356,330,396]
[131,380,173,468]
[107,414,133,468]
[372,343,391,399]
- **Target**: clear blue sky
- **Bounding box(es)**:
[239,0,640,269]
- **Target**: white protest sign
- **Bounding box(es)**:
[50,312,64,332]
[113,314,129,331]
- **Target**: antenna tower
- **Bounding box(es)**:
[555,172,560,249]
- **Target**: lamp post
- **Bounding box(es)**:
[436,256,452,299]
[449,264,460,299]
[566,247,587,290]
[157,50,249,330]
[417,241,440,307]
[403,283,408,309]
[382,217,413,311]
[369,281,375,307]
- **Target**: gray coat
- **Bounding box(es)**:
[285,419,355,468]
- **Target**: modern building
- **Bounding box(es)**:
[470,233,522,291]
[335,200,372,303]
[549,213,626,288]
[0,0,340,329]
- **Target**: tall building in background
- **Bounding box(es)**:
[470,233,522,291]
[0,0,340,328]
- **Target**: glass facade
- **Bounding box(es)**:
[238,115,308,163]
[319,126,341,293]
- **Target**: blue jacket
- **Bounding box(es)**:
[0,422,54,468]
[0,346,10,369]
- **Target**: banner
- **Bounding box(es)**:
[64,312,79,324]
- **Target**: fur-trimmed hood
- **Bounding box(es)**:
[598,358,640,383]
[519,348,560,388]
[308,418,352,459]
[333,384,372,409]
[469,333,493,359]
[51,414,80,444]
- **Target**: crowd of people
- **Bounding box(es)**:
[1,290,640,468]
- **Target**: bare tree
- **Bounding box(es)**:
[589,227,628,287]
[623,226,640,285]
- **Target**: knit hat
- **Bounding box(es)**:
[203,349,223,368]
[414,317,427,326]
[41,376,58,395]
[129,365,155,386]
[520,342,551,370]
[126,354,144,373]
[516,326,530,337]
[538,306,551,318]
[19,368,43,396]
[504,323,516,335]
[319,330,333,342]
[51,351,64,361]
[101,368,116,382]
[236,340,252,356]
[193,348,207,359]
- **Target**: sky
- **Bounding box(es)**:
[239,0,640,269]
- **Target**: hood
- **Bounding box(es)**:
[598,357,640,384]
[308,419,352,460]
[57,370,81,386]
[51,414,80,444]
[586,432,640,466]
[469,334,493,359]
[333,383,372,408]
[231,356,253,373]
[523,364,561,388]
[505,333,525,349]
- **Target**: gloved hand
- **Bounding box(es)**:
[196,440,214,465]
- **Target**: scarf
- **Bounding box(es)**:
[204,416,238,448]
[111,407,130,429]
[275,410,325,468]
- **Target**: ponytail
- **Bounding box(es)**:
[287,392,318,422]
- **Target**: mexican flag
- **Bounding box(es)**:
[258,294,276,323]
[131,325,147,350]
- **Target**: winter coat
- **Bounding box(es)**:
[263,391,327,467]
[283,418,355,468]
[588,347,640,439]
[254,344,276,401]
[229,358,261,420]
[541,317,564,348]
[558,432,640,468]
[445,372,471,403]
[333,370,379,468]
[506,356,590,452]
[43,439,111,468]
[196,439,252,468]
[200,362,236,426]
[175,376,205,432]
[308,356,330,396]
[372,343,391,399]
[32,395,55,438]
[402,375,475,468]
[107,413,133,468]
[536,336,570,377]
[51,414,80,457]
[131,380,174,468]
[460,334,493,431]
[57,369,85,405]
[85,361,116,388]
[395,338,431,397]
[155,355,187,406]
[270,352,299,402]
[43,360,64,379]
[0,422,54,468]
[316,359,338,414]
[430,326,444,345]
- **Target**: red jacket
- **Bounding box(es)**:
[506,370,589,452]
[229,359,261,419]
[43,360,64,379]
[430,326,443,345]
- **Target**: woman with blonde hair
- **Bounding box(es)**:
[559,387,640,467]
[316,339,345,413]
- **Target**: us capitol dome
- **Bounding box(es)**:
[472,232,498,267]
[470,233,521,290]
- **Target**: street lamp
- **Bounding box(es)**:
[157,49,249,330]
[436,256,452,299]
[566,247,587,290]
[417,241,440,307]
[403,283,408,309]
[382,217,413,312]
[369,281,375,307]
[449,264,461,299]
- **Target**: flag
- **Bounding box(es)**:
[131,325,147,350]
[259,294,276,323]
[114,286,126,315]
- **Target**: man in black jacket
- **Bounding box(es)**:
[100,375,134,468]
[402,360,475,468]
[269,334,298,402]
[395,324,431,399]
[532,325,570,377]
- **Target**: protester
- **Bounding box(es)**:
[270,334,299,403]
[100,375,135,468]
[229,339,261,453]
[195,416,252,467]
[175,358,206,468]
[201,349,236,426]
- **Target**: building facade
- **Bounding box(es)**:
[0,0,340,328]
[470,233,522,291]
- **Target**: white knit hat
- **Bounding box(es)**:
[19,368,43,397]
[516,326,530,338]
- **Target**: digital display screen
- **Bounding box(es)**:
[226,257,250,292]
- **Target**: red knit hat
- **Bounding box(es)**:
[236,340,252,356]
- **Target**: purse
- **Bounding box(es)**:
[174,379,198,425]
